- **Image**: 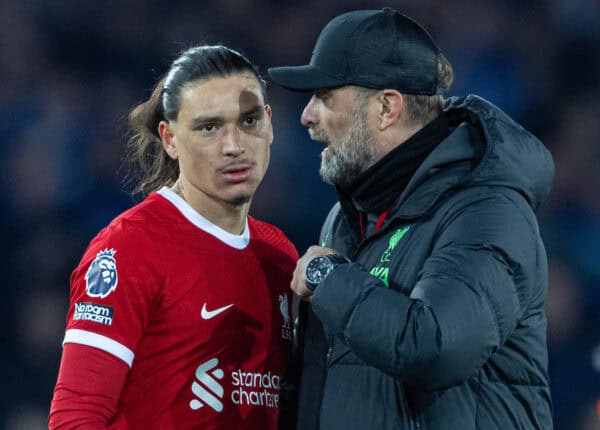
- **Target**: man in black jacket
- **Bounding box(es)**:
[268,8,554,430]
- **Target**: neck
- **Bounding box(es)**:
[172,180,249,235]
[341,113,450,213]
[383,123,425,156]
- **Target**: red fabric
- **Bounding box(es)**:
[359,212,365,241]
[49,343,129,429]
[359,208,392,240]
[54,191,297,429]
[373,208,391,234]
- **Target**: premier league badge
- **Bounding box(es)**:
[85,249,118,299]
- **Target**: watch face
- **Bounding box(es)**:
[305,256,334,288]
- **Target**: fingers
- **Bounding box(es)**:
[291,254,312,301]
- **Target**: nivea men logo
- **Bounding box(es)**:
[85,249,118,299]
[190,358,224,412]
[73,302,113,326]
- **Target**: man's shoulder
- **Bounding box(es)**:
[113,192,169,223]
[248,216,287,238]
[440,186,533,218]
[248,216,298,259]
[88,193,171,253]
[113,191,175,227]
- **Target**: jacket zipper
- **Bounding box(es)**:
[406,402,421,430]
[315,342,334,430]
[326,332,336,366]
[403,383,422,430]
[414,416,422,430]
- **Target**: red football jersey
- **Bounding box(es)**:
[62,187,298,429]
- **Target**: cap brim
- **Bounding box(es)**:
[267,65,346,92]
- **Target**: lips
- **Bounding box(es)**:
[309,128,330,146]
[220,163,254,183]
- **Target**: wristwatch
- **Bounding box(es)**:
[305,254,349,292]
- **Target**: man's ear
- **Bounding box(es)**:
[264,104,274,146]
[377,89,404,131]
[158,120,178,160]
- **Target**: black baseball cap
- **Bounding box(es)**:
[268,8,441,94]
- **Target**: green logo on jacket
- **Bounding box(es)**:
[380,225,410,263]
[369,225,411,288]
[369,266,390,287]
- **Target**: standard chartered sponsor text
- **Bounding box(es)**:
[231,369,280,408]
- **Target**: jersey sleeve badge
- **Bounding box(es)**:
[85,249,119,298]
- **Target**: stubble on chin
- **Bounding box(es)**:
[319,126,378,188]
[308,127,328,145]
[228,195,252,206]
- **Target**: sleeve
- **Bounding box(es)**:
[311,194,536,391]
[48,343,129,429]
[63,222,161,368]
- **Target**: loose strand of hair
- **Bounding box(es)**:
[124,78,179,198]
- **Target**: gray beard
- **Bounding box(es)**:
[316,114,379,189]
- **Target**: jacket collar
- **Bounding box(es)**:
[338,108,486,236]
[336,113,450,231]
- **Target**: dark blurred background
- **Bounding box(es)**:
[1,0,599,428]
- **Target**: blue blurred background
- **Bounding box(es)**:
[1,0,599,428]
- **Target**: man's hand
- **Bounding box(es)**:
[291,245,337,301]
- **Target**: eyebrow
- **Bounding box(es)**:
[239,105,265,118]
[315,88,332,99]
[189,105,264,127]
[190,115,224,127]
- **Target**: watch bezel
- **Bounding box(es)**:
[305,254,349,291]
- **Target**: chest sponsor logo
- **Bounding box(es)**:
[73,302,113,326]
[279,294,292,341]
[190,358,225,412]
[189,357,281,413]
[85,249,118,299]
[201,303,234,320]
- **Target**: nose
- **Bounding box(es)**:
[301,95,319,128]
[222,126,245,156]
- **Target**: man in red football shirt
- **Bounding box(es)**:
[49,45,298,429]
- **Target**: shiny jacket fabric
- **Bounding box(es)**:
[285,95,554,430]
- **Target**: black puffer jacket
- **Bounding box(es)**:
[286,95,554,429]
